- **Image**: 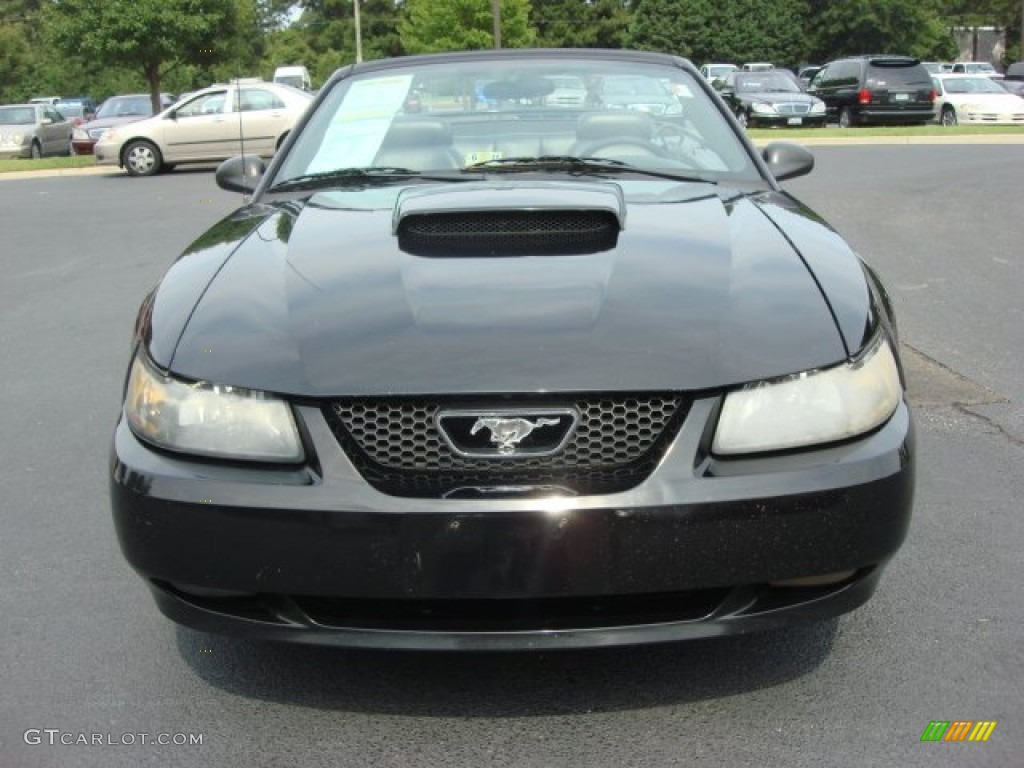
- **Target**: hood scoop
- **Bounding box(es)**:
[393,181,625,257]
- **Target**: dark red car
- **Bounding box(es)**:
[70,93,174,155]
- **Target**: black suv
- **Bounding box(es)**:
[809,55,935,127]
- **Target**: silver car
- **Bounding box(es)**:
[94,80,313,176]
[0,103,73,159]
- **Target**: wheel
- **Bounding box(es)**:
[838,107,853,129]
[940,106,957,127]
[736,110,749,129]
[122,140,163,177]
[30,141,42,159]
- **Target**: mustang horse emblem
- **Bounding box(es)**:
[470,417,562,455]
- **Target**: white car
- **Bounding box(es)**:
[931,74,1024,126]
[699,63,738,86]
[94,80,313,176]
[950,61,1003,79]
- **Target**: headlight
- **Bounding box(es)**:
[124,353,304,462]
[751,102,778,115]
[72,128,89,140]
[810,101,826,114]
[103,128,120,142]
[713,336,902,455]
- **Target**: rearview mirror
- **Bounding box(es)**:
[216,154,266,194]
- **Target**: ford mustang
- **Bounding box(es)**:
[110,49,915,650]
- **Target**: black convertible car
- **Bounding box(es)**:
[111,49,914,650]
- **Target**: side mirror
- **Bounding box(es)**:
[216,154,266,194]
[41,117,53,125]
[761,141,814,181]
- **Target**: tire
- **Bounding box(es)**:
[736,110,749,129]
[30,141,42,159]
[940,106,957,127]
[122,140,163,177]
[838,107,853,129]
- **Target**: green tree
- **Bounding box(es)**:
[399,0,536,54]
[532,0,632,48]
[807,0,957,62]
[631,0,809,66]
[0,23,33,100]
[45,0,237,112]
[286,0,403,84]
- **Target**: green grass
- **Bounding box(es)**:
[0,155,98,173]
[747,124,1024,139]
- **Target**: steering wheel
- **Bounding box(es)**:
[576,136,668,158]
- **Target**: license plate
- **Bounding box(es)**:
[787,117,803,126]
[465,150,503,164]
[893,93,910,101]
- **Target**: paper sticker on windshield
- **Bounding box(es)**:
[465,150,503,164]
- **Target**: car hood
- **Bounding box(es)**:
[162,180,853,397]
[84,115,152,131]
[740,92,817,105]
[946,93,1024,109]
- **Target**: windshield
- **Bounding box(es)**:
[270,55,758,191]
[942,76,1007,94]
[0,107,36,125]
[735,72,801,93]
[97,96,154,119]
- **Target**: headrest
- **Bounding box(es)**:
[576,112,653,141]
[382,119,453,148]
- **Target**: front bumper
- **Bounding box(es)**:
[111,397,915,650]
[749,113,827,128]
[0,145,30,159]
[93,140,121,166]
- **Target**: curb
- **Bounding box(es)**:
[0,165,119,181]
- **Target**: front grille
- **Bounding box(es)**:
[776,103,811,115]
[398,210,620,257]
[323,394,688,497]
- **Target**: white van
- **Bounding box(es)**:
[273,66,312,91]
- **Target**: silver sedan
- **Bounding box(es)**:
[0,103,73,159]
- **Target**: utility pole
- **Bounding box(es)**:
[354,0,363,63]
[492,0,501,48]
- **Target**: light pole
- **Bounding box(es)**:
[492,0,501,49]
[354,0,363,63]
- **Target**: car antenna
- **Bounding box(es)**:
[236,75,246,169]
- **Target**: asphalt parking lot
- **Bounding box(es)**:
[1,142,1022,768]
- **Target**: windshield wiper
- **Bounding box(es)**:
[268,166,470,192]
[463,155,714,184]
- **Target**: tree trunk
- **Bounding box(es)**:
[145,63,162,115]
